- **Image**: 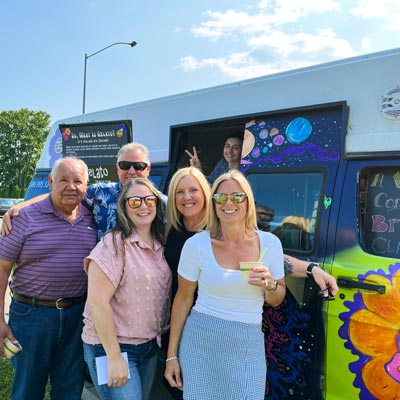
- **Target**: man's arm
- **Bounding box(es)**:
[0,194,47,236]
[284,254,338,296]
[0,259,17,359]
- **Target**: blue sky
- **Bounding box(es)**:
[1,0,399,125]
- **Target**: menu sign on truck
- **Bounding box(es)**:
[59,120,132,184]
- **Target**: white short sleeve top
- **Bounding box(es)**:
[178,230,284,324]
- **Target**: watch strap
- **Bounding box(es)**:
[306,262,319,276]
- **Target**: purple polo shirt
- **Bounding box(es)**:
[0,196,97,299]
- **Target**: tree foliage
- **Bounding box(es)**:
[0,109,50,197]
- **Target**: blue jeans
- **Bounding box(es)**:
[84,340,159,400]
[8,298,85,400]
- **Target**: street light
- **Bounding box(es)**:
[82,40,137,114]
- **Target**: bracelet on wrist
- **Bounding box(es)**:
[166,356,179,362]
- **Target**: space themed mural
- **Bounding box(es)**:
[240,106,344,170]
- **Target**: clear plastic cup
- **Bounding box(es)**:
[239,261,263,281]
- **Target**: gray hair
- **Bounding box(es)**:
[51,157,89,182]
[117,142,150,164]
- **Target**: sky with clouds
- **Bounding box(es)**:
[1,0,399,124]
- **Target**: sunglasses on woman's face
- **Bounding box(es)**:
[212,192,247,205]
[118,161,148,171]
[126,195,157,209]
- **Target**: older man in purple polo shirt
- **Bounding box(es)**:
[0,157,97,400]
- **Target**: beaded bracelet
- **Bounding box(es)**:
[166,356,179,362]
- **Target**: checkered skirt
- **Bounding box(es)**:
[179,310,266,400]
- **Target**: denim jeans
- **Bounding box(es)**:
[8,298,85,400]
[84,340,159,400]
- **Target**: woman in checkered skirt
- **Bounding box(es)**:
[165,170,286,400]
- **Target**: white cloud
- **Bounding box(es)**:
[350,1,400,33]
[350,0,398,19]
[192,1,341,40]
[249,28,356,58]
[361,37,372,50]
[388,16,400,33]
[179,26,357,81]
[180,0,400,80]
[179,52,299,80]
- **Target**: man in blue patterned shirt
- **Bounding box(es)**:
[83,142,167,239]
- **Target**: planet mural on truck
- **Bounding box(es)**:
[285,117,312,144]
[242,129,256,157]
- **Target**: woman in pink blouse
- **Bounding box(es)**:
[82,178,172,400]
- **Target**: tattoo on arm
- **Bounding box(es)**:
[284,257,294,276]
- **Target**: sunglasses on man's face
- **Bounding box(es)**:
[118,161,148,171]
[126,195,157,209]
[213,192,247,205]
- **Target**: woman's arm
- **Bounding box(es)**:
[284,255,338,296]
[264,277,286,307]
[249,266,286,307]
[87,261,128,388]
[164,275,197,390]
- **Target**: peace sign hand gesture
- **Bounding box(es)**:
[185,146,202,169]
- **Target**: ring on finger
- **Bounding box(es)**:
[112,380,118,386]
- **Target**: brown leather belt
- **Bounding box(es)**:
[13,293,86,310]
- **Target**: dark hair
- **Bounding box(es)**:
[110,179,165,254]
[225,132,244,144]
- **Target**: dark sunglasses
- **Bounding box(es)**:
[118,161,148,171]
[213,192,247,205]
[126,195,157,209]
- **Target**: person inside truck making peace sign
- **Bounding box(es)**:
[186,132,243,184]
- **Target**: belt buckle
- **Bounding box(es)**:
[55,298,65,310]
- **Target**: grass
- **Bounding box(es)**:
[0,359,14,398]
[0,359,50,399]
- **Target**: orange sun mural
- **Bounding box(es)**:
[339,263,400,399]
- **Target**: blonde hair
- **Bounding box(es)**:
[167,167,210,233]
[208,170,257,238]
[282,215,311,232]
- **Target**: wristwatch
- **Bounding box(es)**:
[306,262,319,276]
[265,279,278,291]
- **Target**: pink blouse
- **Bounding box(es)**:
[82,231,172,347]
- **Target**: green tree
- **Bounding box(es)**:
[0,109,50,197]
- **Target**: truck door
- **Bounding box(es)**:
[327,159,400,400]
[242,102,347,399]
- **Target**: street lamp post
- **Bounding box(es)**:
[82,40,137,114]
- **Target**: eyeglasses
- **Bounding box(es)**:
[118,161,148,171]
[126,195,158,209]
[213,192,247,205]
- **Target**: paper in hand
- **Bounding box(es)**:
[95,352,131,386]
